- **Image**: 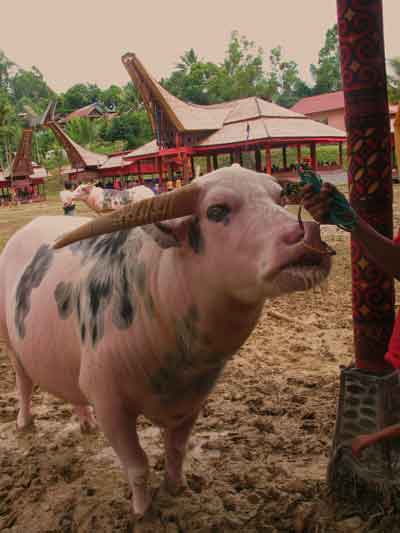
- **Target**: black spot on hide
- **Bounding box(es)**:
[70,230,132,266]
[148,305,225,402]
[81,322,86,342]
[54,282,74,319]
[15,244,54,338]
[112,266,135,329]
[59,228,163,348]
[188,217,204,254]
[141,223,179,249]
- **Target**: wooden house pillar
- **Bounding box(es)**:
[265,146,272,174]
[191,157,195,179]
[255,149,261,172]
[310,143,317,170]
[282,146,287,170]
[213,154,218,170]
[206,156,212,173]
[137,160,142,184]
[158,156,164,191]
[339,142,344,167]
[296,145,302,165]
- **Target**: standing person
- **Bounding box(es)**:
[59,180,76,216]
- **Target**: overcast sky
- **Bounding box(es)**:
[2,0,399,93]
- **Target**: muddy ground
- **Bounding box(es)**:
[1,190,400,533]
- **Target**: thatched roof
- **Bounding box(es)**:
[122,53,346,150]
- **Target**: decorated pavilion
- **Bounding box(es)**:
[119,53,346,185]
[0,128,47,204]
[46,56,346,189]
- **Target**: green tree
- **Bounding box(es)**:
[162,33,275,104]
[269,46,311,107]
[216,31,272,101]
[119,82,143,113]
[66,116,100,147]
[0,89,18,167]
[59,83,102,114]
[100,85,124,111]
[310,24,342,94]
[101,111,152,149]
[388,57,400,103]
[11,66,54,112]
[0,50,14,91]
[176,49,199,74]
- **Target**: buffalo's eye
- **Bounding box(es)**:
[206,204,231,223]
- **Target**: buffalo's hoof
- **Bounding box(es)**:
[16,413,34,432]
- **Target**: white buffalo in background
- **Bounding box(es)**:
[71,183,154,213]
[0,165,332,518]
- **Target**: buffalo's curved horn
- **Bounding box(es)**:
[53,184,201,249]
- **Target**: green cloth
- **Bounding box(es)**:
[283,167,357,232]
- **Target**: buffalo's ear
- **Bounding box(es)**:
[155,216,191,243]
[156,216,203,251]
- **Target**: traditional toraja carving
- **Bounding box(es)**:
[11,129,34,178]
[337,0,394,372]
[328,0,399,497]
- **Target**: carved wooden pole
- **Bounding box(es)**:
[337,0,394,371]
[213,154,218,170]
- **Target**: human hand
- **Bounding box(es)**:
[302,182,335,224]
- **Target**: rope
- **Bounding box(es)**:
[283,166,358,232]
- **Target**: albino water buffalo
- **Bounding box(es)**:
[0,165,332,517]
[71,182,154,213]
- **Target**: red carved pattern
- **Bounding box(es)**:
[337,0,394,370]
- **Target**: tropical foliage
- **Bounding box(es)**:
[0,26,398,173]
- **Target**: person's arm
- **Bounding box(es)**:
[302,183,400,281]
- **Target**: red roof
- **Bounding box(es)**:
[291,91,345,115]
[64,103,104,122]
[293,91,398,117]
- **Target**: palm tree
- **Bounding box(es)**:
[176,49,199,74]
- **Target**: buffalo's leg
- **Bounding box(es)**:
[91,401,150,517]
[14,357,34,430]
[163,415,197,495]
[73,404,97,433]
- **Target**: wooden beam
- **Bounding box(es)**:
[265,146,272,174]
[310,143,317,170]
[255,149,261,172]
